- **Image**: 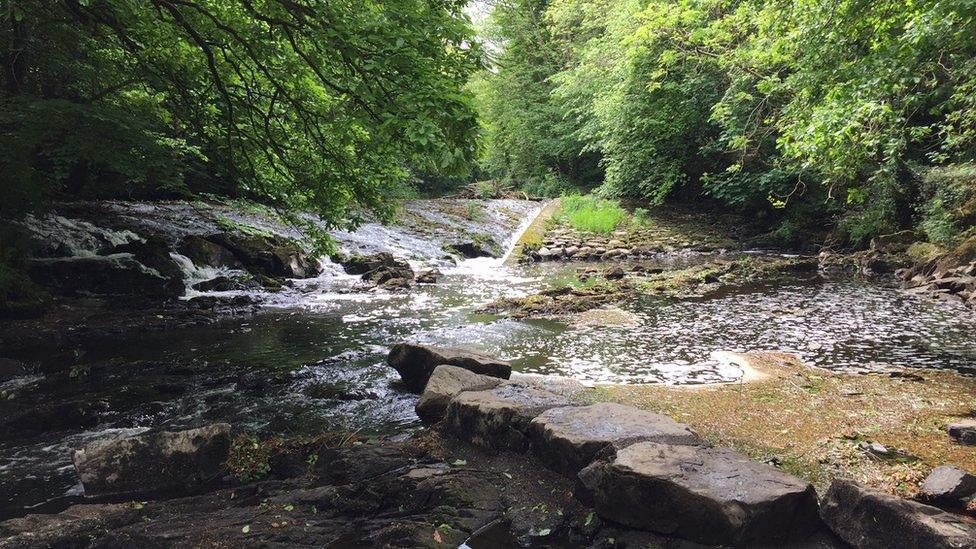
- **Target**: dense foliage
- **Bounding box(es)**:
[475,0,976,245]
[1,0,481,226]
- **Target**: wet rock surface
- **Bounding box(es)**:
[72,424,231,498]
[415,364,504,424]
[578,441,821,546]
[387,343,511,392]
[821,478,976,549]
[528,402,701,475]
[27,255,185,299]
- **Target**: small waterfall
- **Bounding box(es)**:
[21,214,140,258]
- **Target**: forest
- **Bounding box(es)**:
[1,0,976,546]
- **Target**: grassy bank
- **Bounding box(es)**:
[584,352,976,500]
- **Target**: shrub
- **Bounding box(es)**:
[557,194,627,234]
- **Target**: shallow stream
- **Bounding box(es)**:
[3,201,976,518]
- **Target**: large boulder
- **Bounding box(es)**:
[528,403,701,475]
[336,252,401,275]
[578,442,820,546]
[821,478,976,549]
[107,235,184,283]
[72,424,231,497]
[921,466,976,507]
[443,383,570,451]
[27,255,184,298]
[208,233,319,278]
[415,364,504,424]
[387,343,511,392]
[362,264,415,287]
[177,235,242,269]
[447,240,502,259]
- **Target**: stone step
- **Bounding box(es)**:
[528,402,701,475]
[387,343,511,392]
[577,441,820,546]
[415,364,504,424]
[821,478,976,549]
[443,383,571,451]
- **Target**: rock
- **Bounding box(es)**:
[107,235,184,284]
[858,441,891,456]
[603,266,625,280]
[949,420,976,445]
[191,275,252,292]
[27,255,185,298]
[821,478,976,549]
[337,252,399,275]
[415,268,442,284]
[72,424,231,497]
[528,403,700,475]
[443,383,570,451]
[178,235,242,269]
[921,466,976,506]
[447,239,502,259]
[578,442,820,546]
[362,263,415,286]
[934,276,976,293]
[387,343,511,392]
[208,233,319,278]
[870,230,918,253]
[415,365,504,423]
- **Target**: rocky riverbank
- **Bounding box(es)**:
[5,344,974,548]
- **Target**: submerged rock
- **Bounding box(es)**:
[415,364,504,424]
[415,268,442,284]
[72,423,231,497]
[443,383,570,451]
[447,239,501,258]
[821,478,976,549]
[578,442,820,546]
[387,343,511,392]
[528,403,701,475]
[920,465,976,507]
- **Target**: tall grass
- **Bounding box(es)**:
[557,194,627,234]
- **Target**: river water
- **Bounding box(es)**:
[3,200,976,518]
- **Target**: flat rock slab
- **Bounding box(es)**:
[821,478,976,549]
[529,402,701,475]
[388,343,511,392]
[921,465,976,505]
[72,423,231,497]
[416,364,504,424]
[444,383,570,451]
[578,442,820,546]
[949,419,976,445]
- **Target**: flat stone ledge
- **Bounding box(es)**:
[821,478,976,549]
[72,423,231,498]
[948,419,976,445]
[443,383,570,451]
[528,402,701,475]
[415,364,504,424]
[578,441,820,546]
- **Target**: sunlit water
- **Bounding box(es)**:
[3,213,976,517]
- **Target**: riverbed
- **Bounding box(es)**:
[2,199,976,518]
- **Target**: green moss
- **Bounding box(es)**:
[215,214,273,238]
